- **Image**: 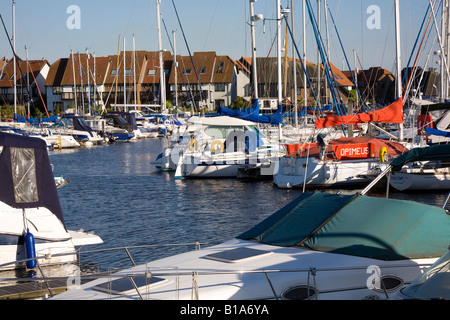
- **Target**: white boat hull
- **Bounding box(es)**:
[389,170,450,191]
[274,156,388,189]
[51,239,435,300]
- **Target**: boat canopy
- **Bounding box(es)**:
[238,191,450,261]
[315,97,404,129]
[391,144,450,172]
[217,99,283,124]
[0,132,65,227]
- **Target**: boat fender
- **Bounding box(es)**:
[211,140,224,153]
[379,147,388,163]
[164,119,171,127]
[24,229,37,269]
[190,139,199,152]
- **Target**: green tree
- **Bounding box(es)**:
[230,97,251,110]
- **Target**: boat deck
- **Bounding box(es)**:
[0,276,96,300]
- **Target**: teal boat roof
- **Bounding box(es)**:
[238,192,450,261]
[391,144,450,172]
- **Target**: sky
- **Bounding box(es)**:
[0,1,438,74]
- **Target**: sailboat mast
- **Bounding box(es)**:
[12,0,16,117]
[124,37,127,111]
[291,0,298,128]
[394,0,403,141]
[277,0,282,106]
[72,49,77,113]
[156,0,166,114]
[250,0,259,99]
[173,30,178,112]
[303,0,307,116]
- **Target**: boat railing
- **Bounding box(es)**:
[0,242,435,300]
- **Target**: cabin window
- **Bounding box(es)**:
[10,147,38,203]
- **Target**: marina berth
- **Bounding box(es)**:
[0,132,102,271]
[51,191,450,300]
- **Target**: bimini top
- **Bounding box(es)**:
[391,144,450,172]
[187,115,257,127]
[0,132,65,227]
[238,191,450,261]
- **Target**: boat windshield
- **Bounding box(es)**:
[400,250,450,300]
[204,125,263,140]
[55,118,74,128]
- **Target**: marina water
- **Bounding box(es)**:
[20,138,450,273]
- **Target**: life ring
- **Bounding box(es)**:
[379,147,388,162]
[211,140,224,153]
[190,139,199,152]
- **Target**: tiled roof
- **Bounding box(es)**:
[0,58,48,88]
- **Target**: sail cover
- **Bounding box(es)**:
[217,99,283,124]
[315,97,404,129]
[390,144,450,172]
[238,191,450,260]
[0,132,65,227]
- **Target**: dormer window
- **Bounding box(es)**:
[200,67,206,74]
[148,69,156,76]
[217,62,224,73]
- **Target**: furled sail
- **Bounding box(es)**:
[217,99,283,124]
[315,97,404,129]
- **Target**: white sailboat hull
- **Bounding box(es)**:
[274,156,388,189]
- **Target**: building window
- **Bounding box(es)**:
[111,69,117,76]
[148,69,156,76]
[215,83,226,92]
[184,68,191,75]
[52,86,62,95]
[200,67,206,74]
[217,62,224,74]
[125,69,132,76]
[0,73,5,80]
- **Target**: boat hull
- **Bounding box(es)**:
[389,171,450,191]
[274,156,388,189]
[50,239,436,300]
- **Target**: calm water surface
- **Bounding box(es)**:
[48,138,450,271]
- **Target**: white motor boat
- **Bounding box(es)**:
[0,132,103,271]
[51,190,450,300]
[170,116,283,179]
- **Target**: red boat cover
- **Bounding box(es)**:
[293,137,408,160]
[315,98,404,129]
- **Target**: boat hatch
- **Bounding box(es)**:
[93,275,167,295]
[281,285,318,300]
[372,276,404,293]
[203,247,273,263]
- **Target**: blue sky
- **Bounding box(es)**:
[0,1,439,74]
